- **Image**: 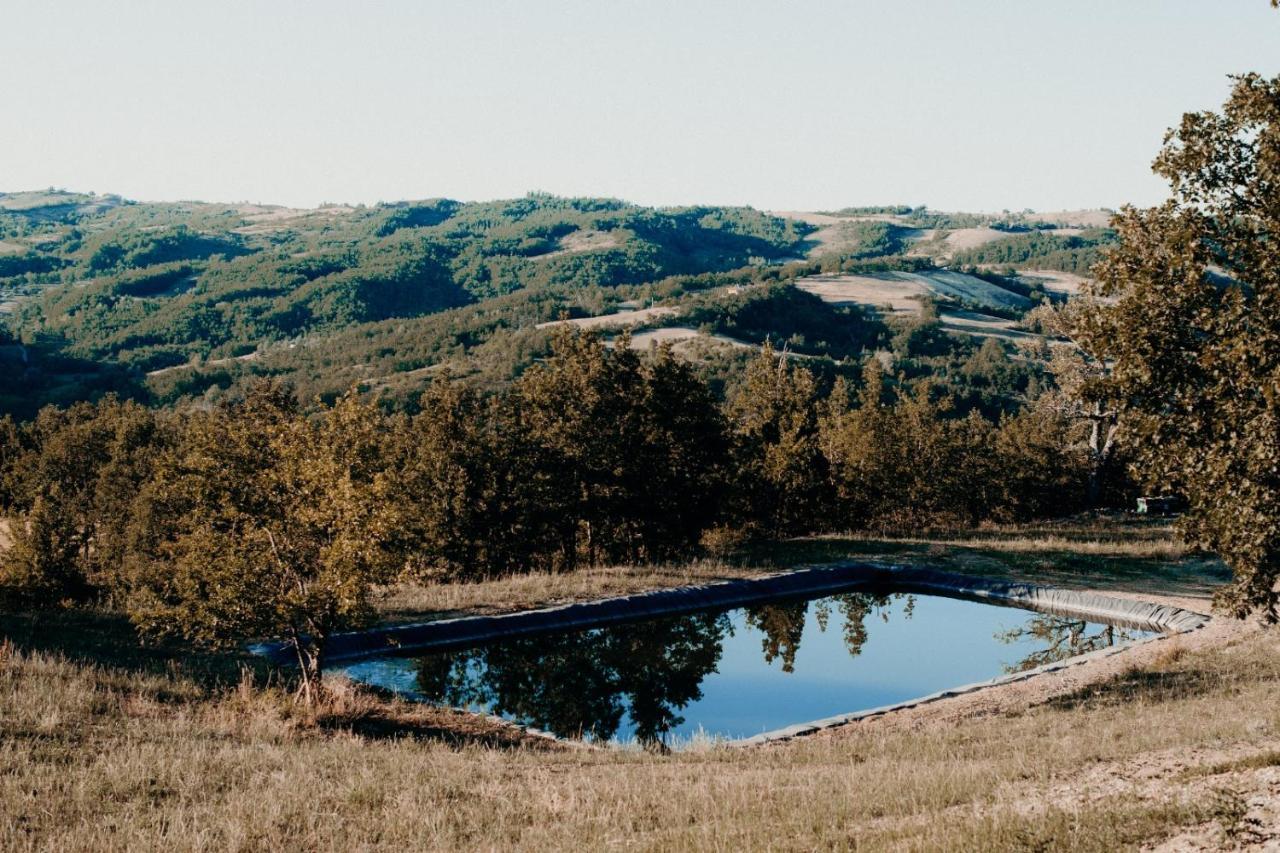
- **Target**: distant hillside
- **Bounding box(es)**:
[0,192,1103,415]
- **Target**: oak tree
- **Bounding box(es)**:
[1087,74,1280,618]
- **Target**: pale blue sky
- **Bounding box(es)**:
[5,1,1279,212]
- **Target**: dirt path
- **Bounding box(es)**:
[145,349,260,378]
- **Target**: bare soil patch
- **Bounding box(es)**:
[145,349,260,378]
[940,309,1040,342]
[232,204,355,234]
[944,226,1011,252]
[1031,209,1115,228]
[536,228,623,259]
[770,211,926,258]
[795,271,1031,313]
[535,305,678,331]
[624,326,756,351]
[1019,268,1093,296]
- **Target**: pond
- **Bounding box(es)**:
[342,592,1156,747]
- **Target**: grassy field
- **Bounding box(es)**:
[377,516,1227,624]
[4,518,1277,851]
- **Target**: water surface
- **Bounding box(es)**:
[344,592,1152,745]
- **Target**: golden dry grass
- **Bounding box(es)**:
[375,517,1218,625]
[1,519,1263,850]
[376,560,759,623]
[3,623,1278,850]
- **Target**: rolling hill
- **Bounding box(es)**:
[0,190,1109,415]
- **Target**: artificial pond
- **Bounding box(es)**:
[343,590,1155,746]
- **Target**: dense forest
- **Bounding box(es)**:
[951,229,1118,275]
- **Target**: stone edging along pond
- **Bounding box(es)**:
[250,561,1211,747]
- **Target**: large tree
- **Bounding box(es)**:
[1086,73,1280,618]
[124,384,402,697]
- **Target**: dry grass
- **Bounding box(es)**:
[826,531,1189,559]
[375,518,1221,625]
[3,621,1278,850]
[1,518,1264,850]
[376,560,760,623]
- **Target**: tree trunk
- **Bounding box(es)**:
[1085,406,1118,509]
[291,634,325,705]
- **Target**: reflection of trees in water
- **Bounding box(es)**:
[412,592,914,744]
[414,611,728,746]
[745,592,912,672]
[744,601,807,672]
[997,614,1140,673]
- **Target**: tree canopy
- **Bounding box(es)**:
[1088,73,1280,618]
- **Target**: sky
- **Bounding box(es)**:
[5,1,1280,213]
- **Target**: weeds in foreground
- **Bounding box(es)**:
[1209,787,1268,846]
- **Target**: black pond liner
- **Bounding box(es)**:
[249,562,1210,745]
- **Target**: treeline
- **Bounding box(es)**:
[952,229,1116,275]
[0,328,1113,685]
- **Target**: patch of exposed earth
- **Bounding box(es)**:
[943,226,1012,252]
[535,306,678,331]
[795,271,1031,313]
[535,228,624,259]
[770,211,933,258]
[232,204,356,234]
[624,326,756,351]
[145,349,261,378]
[1017,269,1093,297]
[940,309,1040,342]
[1029,209,1115,229]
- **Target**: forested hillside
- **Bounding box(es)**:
[0,190,1109,415]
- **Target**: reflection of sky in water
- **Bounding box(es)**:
[344,594,1152,745]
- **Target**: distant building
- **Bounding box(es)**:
[1137,496,1183,516]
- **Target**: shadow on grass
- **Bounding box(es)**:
[0,607,556,750]
[0,607,263,690]
[313,710,558,751]
[741,533,1230,602]
[1039,667,1222,712]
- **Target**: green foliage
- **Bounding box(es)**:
[1087,73,1280,618]
[726,344,830,536]
[507,328,730,568]
[832,220,907,258]
[682,281,886,358]
[0,496,85,607]
[820,370,1002,529]
[952,229,1116,274]
[0,397,159,604]
[123,384,403,691]
[0,252,64,279]
[0,323,1106,674]
[80,225,245,272]
[13,195,813,406]
[824,205,921,216]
